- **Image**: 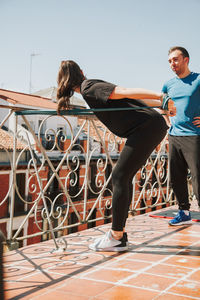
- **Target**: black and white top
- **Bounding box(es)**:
[81,79,162,138]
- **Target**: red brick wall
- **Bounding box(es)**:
[0,223,7,237]
[27,217,42,245]
[0,174,9,218]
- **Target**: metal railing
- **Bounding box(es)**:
[0,107,175,251]
[0,230,5,300]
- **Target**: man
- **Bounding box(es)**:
[162,46,200,226]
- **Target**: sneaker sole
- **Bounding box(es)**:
[169,220,193,226]
[89,245,128,252]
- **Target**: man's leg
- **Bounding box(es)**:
[169,135,190,210]
[168,136,192,225]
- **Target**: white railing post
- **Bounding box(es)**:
[7,113,18,249]
[82,120,90,221]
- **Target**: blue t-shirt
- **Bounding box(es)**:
[162,72,200,136]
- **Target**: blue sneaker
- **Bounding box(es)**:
[169,210,192,226]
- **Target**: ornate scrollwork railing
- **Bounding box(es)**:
[0,108,175,250]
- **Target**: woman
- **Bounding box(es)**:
[57,60,175,252]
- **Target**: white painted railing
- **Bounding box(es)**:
[0,107,175,251]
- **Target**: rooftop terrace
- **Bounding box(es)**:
[3,202,200,300]
[0,102,199,299]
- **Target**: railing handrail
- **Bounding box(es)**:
[15,106,162,116]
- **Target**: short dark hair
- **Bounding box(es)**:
[168,46,190,60]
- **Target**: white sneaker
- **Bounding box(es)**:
[89,230,128,252]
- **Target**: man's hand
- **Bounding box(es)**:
[193,117,200,127]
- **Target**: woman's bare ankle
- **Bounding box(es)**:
[111,230,123,240]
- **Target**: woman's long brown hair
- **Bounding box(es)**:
[56,60,84,113]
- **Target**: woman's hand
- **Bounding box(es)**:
[166,99,176,117]
[193,117,200,127]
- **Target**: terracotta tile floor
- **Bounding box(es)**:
[3,203,200,300]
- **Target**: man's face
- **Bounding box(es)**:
[168,50,189,76]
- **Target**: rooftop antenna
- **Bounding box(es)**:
[29,53,40,94]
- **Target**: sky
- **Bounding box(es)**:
[0,0,200,96]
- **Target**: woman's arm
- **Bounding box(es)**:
[109,86,162,107]
[108,86,176,116]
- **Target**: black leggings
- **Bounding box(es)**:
[111,114,168,231]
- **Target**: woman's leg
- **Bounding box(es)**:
[112,114,167,232]
[89,114,167,251]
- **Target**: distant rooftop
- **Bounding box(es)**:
[0,128,26,150]
[34,86,86,108]
[0,88,57,110]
